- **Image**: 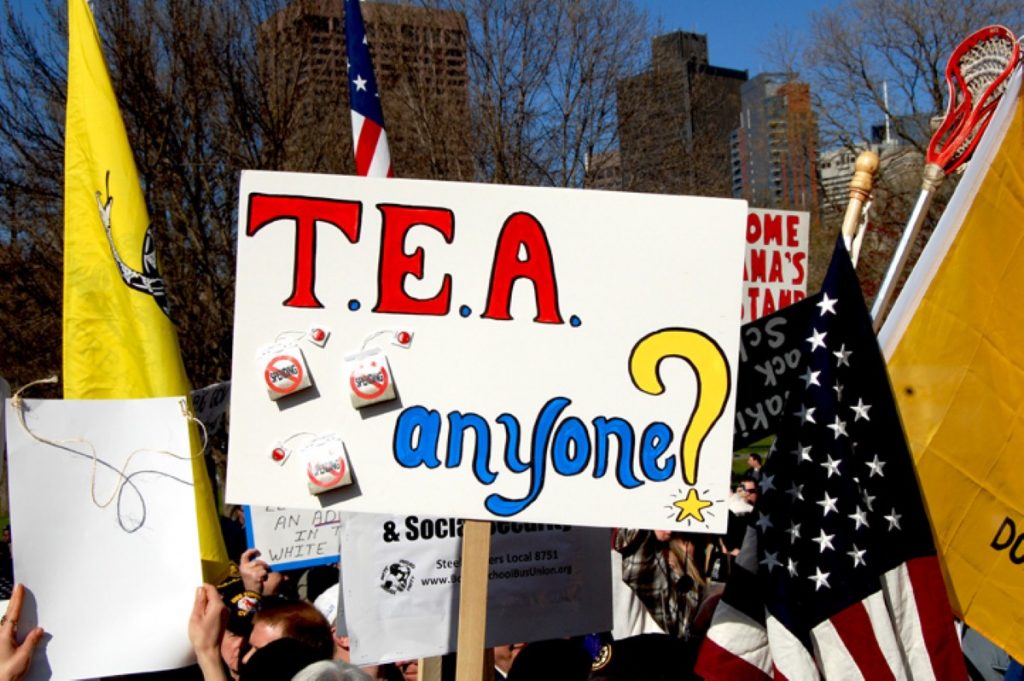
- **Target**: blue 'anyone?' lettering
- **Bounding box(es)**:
[392,396,675,517]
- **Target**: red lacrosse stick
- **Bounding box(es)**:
[929,25,1021,173]
[871,25,1020,328]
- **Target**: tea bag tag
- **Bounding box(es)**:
[301,434,353,495]
[259,343,312,400]
[345,348,397,408]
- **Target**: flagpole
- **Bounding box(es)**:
[839,150,879,268]
[869,163,943,331]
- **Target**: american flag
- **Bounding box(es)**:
[696,239,967,680]
[345,0,393,177]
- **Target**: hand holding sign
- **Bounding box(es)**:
[0,585,44,681]
[239,549,271,595]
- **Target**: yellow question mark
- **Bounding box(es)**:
[628,328,731,486]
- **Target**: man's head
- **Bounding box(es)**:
[241,601,334,668]
[740,480,758,506]
[747,453,763,470]
[219,596,257,680]
[494,643,526,674]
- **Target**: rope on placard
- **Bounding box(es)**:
[9,376,199,533]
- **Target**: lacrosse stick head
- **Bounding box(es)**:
[928,25,1020,174]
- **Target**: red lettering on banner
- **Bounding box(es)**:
[786,214,801,247]
[748,248,766,283]
[746,213,762,245]
[482,212,563,323]
[746,286,761,320]
[374,204,454,316]
[247,194,362,308]
[746,287,808,321]
[763,213,782,246]
[792,252,806,285]
[245,196,570,325]
[768,251,784,283]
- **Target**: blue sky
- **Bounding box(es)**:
[9,0,824,77]
[638,0,824,74]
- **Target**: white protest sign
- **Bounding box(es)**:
[341,513,611,665]
[244,506,342,570]
[5,397,201,680]
[0,378,8,611]
[742,208,810,321]
[190,380,230,436]
[227,173,747,532]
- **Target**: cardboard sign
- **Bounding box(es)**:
[5,397,201,680]
[733,294,822,449]
[244,506,343,570]
[340,513,611,665]
[743,208,809,322]
[227,173,747,533]
[190,380,230,436]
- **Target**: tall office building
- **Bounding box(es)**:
[260,0,473,180]
[617,31,747,197]
[730,73,817,215]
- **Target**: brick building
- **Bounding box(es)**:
[617,31,747,197]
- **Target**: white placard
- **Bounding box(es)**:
[244,506,342,571]
[5,397,202,680]
[190,380,230,436]
[227,173,747,532]
[742,208,810,321]
[341,513,611,665]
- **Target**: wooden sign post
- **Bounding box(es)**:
[455,520,494,681]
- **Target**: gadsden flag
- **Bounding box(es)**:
[879,66,1024,661]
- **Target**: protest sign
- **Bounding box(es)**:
[190,380,230,437]
[5,397,201,680]
[227,173,747,533]
[244,506,342,570]
[0,378,8,605]
[732,294,821,449]
[340,513,611,665]
[742,208,809,322]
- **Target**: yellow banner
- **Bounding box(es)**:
[63,0,227,576]
[883,74,1024,660]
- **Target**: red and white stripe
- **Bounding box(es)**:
[811,591,906,680]
[696,556,966,680]
[767,616,819,680]
[883,557,966,680]
[699,600,773,680]
[351,111,393,178]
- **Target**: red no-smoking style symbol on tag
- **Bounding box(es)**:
[308,457,346,488]
[265,355,304,394]
[350,361,390,399]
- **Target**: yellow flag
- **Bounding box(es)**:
[880,69,1024,661]
[63,0,228,578]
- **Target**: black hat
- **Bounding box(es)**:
[507,639,592,681]
[239,638,323,681]
[587,634,693,681]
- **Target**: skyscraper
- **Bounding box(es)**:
[617,31,747,197]
[730,73,817,215]
[260,0,472,180]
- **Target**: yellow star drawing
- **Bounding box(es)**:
[673,489,713,523]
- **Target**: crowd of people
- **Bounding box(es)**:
[1,454,1010,680]
[0,462,768,681]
